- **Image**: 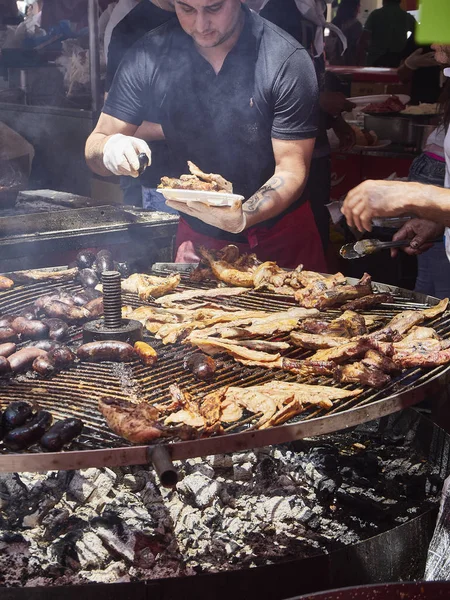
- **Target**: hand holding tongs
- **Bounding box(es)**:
[340,238,439,260]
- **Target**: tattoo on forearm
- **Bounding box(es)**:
[244,176,284,214]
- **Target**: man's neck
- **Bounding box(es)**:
[150,0,175,12]
[196,8,245,74]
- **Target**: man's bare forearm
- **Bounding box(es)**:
[85,132,112,176]
[404,183,450,227]
[243,171,306,229]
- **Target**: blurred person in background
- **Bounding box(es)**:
[103,0,140,63]
[104,0,176,209]
[0,0,22,25]
[326,0,362,66]
[398,43,441,105]
[41,0,88,31]
[342,44,450,288]
[358,0,415,67]
[259,0,356,254]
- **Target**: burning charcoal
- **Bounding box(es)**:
[76,250,96,270]
[307,445,339,472]
[77,268,99,289]
[315,477,339,503]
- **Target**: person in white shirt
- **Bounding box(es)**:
[342,44,450,270]
[103,0,140,62]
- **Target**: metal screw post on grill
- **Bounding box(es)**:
[82,269,143,344]
[102,271,122,329]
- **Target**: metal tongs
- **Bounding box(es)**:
[340,238,414,260]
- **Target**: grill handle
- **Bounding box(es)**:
[148,445,178,488]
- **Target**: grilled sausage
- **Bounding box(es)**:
[77,340,136,363]
[0,356,11,375]
[11,317,49,340]
[4,410,53,451]
[40,418,83,451]
[185,353,216,381]
[3,401,33,431]
[70,291,90,306]
[93,255,114,275]
[49,346,76,367]
[32,354,56,376]
[8,347,48,373]
[78,268,99,289]
[20,306,39,320]
[0,276,14,290]
[76,250,96,270]
[0,342,16,357]
[85,297,103,317]
[0,327,17,343]
[42,301,89,323]
[42,318,69,341]
[0,315,16,327]
[33,340,64,352]
[134,341,157,366]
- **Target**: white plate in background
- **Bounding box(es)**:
[157,188,244,208]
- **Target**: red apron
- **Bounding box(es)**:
[175,201,328,272]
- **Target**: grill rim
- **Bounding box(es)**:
[0,270,449,473]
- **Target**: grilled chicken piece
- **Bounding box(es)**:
[0,276,14,290]
[310,337,375,364]
[155,286,249,306]
[400,326,440,343]
[379,298,448,337]
[334,362,391,389]
[187,161,233,193]
[164,387,205,428]
[192,337,283,368]
[391,346,450,368]
[362,350,399,374]
[282,358,336,377]
[296,273,373,310]
[8,267,78,284]
[299,310,367,338]
[198,246,255,288]
[116,273,180,300]
[199,388,227,427]
[220,381,362,427]
[98,397,164,443]
[290,331,344,350]
[341,293,394,312]
[159,175,219,191]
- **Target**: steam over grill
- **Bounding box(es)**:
[0,273,449,472]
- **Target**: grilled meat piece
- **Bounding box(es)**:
[187,161,233,193]
[299,310,367,338]
[310,337,375,364]
[220,381,362,428]
[362,350,399,374]
[400,326,440,342]
[40,418,83,452]
[0,276,14,290]
[155,286,249,306]
[378,298,448,337]
[296,273,373,310]
[199,388,226,428]
[341,293,394,312]
[112,273,181,301]
[99,397,165,443]
[191,337,283,368]
[8,267,78,284]
[41,300,90,323]
[77,341,136,363]
[134,341,158,366]
[290,331,343,350]
[159,175,218,191]
[334,362,391,389]
[282,358,336,377]
[198,246,255,288]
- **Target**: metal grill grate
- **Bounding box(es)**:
[0,274,449,471]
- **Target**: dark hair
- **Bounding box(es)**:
[333,0,360,28]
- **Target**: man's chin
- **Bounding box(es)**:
[193,34,220,48]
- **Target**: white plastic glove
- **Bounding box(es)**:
[103,133,152,177]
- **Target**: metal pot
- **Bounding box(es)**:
[290,581,450,600]
[363,114,438,149]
